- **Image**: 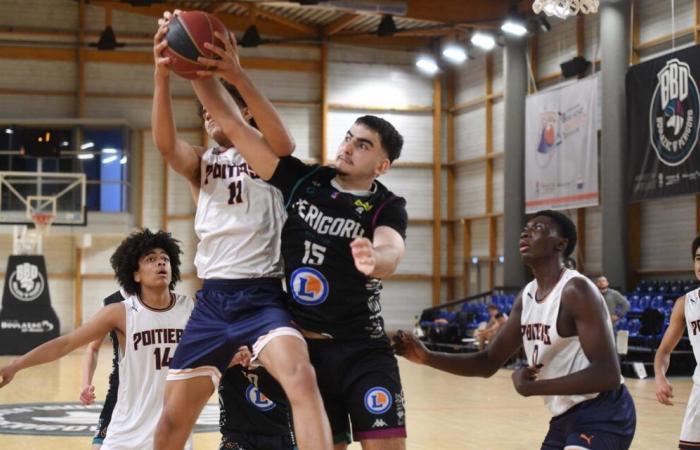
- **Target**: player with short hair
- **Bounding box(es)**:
[654,235,700,450]
[192,49,409,447]
[394,210,636,450]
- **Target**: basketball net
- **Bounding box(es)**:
[13,212,54,255]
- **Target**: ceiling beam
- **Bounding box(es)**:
[88,0,311,40]
[254,6,319,36]
[405,0,511,24]
[322,13,361,36]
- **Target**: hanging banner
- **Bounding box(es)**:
[627,45,700,201]
[525,76,599,213]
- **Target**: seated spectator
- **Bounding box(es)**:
[596,276,630,325]
[474,304,507,350]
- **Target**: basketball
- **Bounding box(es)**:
[163,11,228,80]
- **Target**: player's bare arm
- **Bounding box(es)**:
[654,295,686,406]
[351,226,405,278]
[394,294,524,377]
[196,30,295,157]
[80,336,105,405]
[191,78,280,180]
[0,304,125,388]
[151,14,204,190]
[513,277,620,397]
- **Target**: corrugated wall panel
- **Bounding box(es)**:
[640,195,696,270]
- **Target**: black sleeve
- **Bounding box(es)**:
[267,156,319,205]
[103,290,125,306]
[373,196,408,240]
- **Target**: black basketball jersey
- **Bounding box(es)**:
[268,156,408,339]
[219,366,294,440]
[95,289,127,437]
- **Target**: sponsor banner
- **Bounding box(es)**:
[525,76,599,212]
[0,403,219,436]
[0,255,60,355]
[627,45,700,201]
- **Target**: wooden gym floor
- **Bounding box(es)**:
[0,348,692,449]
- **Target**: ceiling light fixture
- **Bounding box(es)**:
[532,0,599,19]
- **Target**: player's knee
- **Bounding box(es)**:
[279,360,319,399]
[157,405,183,432]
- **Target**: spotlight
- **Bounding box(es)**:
[103,148,118,154]
[80,142,95,150]
[471,256,479,265]
[377,14,397,37]
[102,155,118,164]
[470,32,495,51]
[5,128,13,135]
[442,44,467,64]
[240,25,262,48]
[120,155,128,164]
[415,55,439,75]
[78,153,94,160]
[501,19,528,37]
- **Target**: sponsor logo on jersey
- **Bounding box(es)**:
[0,403,218,436]
[364,387,392,415]
[290,267,329,306]
[649,58,700,167]
[293,199,365,238]
[353,199,374,212]
[245,385,276,411]
[9,263,44,302]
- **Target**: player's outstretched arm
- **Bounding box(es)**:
[196,31,295,157]
[654,296,686,406]
[512,278,620,398]
[79,336,105,405]
[393,295,525,377]
[0,304,123,388]
[151,12,201,186]
[191,77,280,180]
[351,227,405,278]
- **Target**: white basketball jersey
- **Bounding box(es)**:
[521,269,616,417]
[194,147,285,279]
[101,293,194,450]
[685,288,700,386]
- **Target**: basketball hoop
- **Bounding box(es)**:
[31,211,55,235]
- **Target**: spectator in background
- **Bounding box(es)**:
[474,304,507,350]
[596,276,630,325]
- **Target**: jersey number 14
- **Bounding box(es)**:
[153,347,173,370]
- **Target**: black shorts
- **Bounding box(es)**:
[220,432,295,450]
[307,337,407,442]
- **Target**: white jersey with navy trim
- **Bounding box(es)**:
[194,147,285,279]
[521,269,616,417]
[101,293,194,450]
[685,288,700,386]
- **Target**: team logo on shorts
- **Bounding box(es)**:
[290,267,329,306]
[245,385,276,411]
[9,263,45,302]
[364,387,392,415]
[649,58,700,167]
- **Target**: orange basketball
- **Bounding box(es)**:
[163,11,228,80]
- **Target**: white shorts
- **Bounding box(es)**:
[680,383,700,449]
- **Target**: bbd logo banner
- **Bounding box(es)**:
[525,76,599,213]
[627,45,700,201]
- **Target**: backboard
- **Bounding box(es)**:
[0,171,86,226]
